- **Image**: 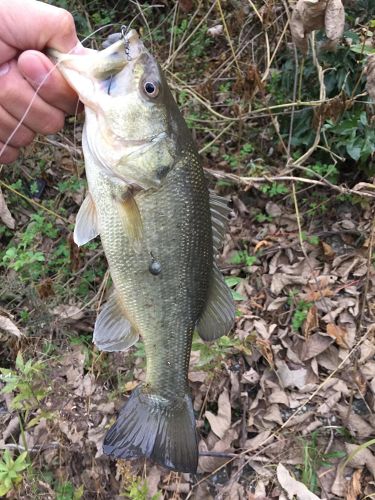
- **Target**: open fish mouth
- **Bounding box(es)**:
[47,29,145,111]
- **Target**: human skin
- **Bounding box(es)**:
[0,0,85,163]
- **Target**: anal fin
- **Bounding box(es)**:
[94,292,139,352]
[74,192,99,246]
[197,265,235,341]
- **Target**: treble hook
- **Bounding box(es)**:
[121,24,132,61]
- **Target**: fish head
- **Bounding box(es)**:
[49,30,181,174]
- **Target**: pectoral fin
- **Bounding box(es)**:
[93,292,139,352]
[197,265,235,341]
[115,187,143,244]
[74,193,99,246]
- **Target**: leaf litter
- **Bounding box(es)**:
[2,177,374,499]
[0,2,374,499]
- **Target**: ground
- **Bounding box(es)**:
[0,1,374,499]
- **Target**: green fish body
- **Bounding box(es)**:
[49,30,235,472]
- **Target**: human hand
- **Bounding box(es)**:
[0,0,84,163]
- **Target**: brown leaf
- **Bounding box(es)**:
[290,0,345,53]
[244,430,273,451]
[241,368,260,385]
[52,304,84,321]
[0,315,24,338]
[276,360,308,389]
[300,333,333,361]
[198,428,237,473]
[325,0,346,40]
[327,323,349,349]
[306,287,335,301]
[256,338,274,367]
[277,463,321,499]
[346,469,362,500]
[271,273,308,294]
[0,187,15,229]
[254,239,273,253]
[74,373,96,397]
[303,305,319,336]
[345,443,375,479]
[337,405,374,438]
[322,241,336,258]
[205,388,231,439]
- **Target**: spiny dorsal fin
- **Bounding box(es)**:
[210,192,230,254]
[93,291,139,352]
[197,264,235,341]
[74,192,99,246]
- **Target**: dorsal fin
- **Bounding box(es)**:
[197,264,235,341]
[210,192,230,254]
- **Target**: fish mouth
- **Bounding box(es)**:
[48,29,144,107]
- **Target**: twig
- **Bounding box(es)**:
[0,179,69,224]
[358,209,375,324]
[0,443,59,452]
[205,169,375,199]
[217,0,242,79]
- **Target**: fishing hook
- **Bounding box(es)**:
[121,24,132,61]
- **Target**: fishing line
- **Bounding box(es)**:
[0,3,165,163]
[0,23,116,162]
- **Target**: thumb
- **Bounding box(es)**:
[18,50,81,115]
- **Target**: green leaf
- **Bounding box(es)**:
[231,290,246,301]
[15,352,24,371]
[346,141,361,161]
[225,277,241,287]
[349,44,375,55]
[0,483,11,496]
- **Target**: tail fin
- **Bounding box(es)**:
[103,386,198,473]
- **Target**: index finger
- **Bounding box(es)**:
[0,0,82,62]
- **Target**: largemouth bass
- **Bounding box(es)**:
[49,29,235,473]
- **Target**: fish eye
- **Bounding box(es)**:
[144,81,159,98]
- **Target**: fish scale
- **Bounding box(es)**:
[98,152,212,399]
[49,29,235,472]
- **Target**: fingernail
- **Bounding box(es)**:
[0,62,10,77]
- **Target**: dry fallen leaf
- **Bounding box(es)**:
[303,305,319,336]
[306,287,335,301]
[52,304,84,320]
[276,360,308,389]
[205,388,231,439]
[327,323,349,349]
[0,315,24,338]
[346,469,362,500]
[256,338,274,367]
[277,463,321,499]
[322,241,336,258]
[0,187,15,229]
[207,24,223,37]
[290,0,345,53]
[198,428,237,473]
[345,443,375,479]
